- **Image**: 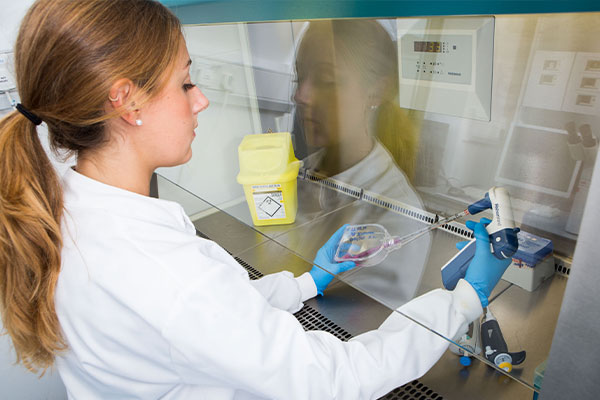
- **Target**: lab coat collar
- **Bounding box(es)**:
[333,140,392,188]
[62,167,196,235]
[303,140,391,188]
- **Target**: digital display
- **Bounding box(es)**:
[414,41,442,53]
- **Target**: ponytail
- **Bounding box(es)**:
[0,0,182,373]
[0,111,65,373]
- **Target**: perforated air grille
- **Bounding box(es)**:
[381,380,444,400]
[300,169,472,240]
[555,259,571,277]
[303,169,363,198]
[231,254,443,400]
[234,257,264,280]
[294,305,353,341]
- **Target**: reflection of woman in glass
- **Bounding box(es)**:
[293,20,429,307]
[294,19,420,206]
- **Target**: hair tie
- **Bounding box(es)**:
[16,104,43,126]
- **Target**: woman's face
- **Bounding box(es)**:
[293,27,371,149]
[136,41,209,169]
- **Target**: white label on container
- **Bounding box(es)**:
[252,184,286,220]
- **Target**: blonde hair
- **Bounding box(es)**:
[0,0,182,373]
[310,19,421,180]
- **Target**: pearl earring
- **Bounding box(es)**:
[135,119,143,126]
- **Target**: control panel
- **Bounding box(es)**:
[397,17,494,121]
[400,34,473,85]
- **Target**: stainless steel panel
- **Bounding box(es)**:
[192,209,271,256]
[540,152,600,400]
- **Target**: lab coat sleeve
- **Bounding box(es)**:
[345,279,482,398]
[249,271,317,313]
[162,249,482,400]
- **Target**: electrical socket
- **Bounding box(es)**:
[221,71,233,91]
[0,52,16,92]
[0,52,9,66]
[0,68,16,92]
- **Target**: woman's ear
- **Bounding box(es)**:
[368,77,392,108]
[107,78,139,127]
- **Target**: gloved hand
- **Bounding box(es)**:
[309,224,356,296]
[458,217,512,307]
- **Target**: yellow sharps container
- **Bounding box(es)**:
[236,132,302,226]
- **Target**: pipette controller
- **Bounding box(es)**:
[441,187,520,290]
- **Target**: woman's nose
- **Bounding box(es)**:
[192,87,209,114]
[293,78,312,106]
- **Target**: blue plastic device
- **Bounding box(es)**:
[441,187,520,289]
[441,240,477,290]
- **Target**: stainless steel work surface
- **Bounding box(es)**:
[481,276,568,390]
[193,208,271,255]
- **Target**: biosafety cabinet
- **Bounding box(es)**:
[154,2,600,399]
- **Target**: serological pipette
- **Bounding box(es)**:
[334,187,518,267]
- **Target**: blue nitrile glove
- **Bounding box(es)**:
[309,224,356,296]
[457,217,512,307]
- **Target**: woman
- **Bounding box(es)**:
[294,20,420,198]
[0,1,509,399]
[293,20,430,307]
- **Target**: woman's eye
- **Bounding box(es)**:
[183,83,196,92]
[315,72,336,86]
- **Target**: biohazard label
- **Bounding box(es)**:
[252,184,286,220]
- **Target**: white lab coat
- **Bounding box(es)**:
[55,167,482,400]
[302,140,423,209]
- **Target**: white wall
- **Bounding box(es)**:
[156,23,263,216]
[0,0,73,176]
[0,0,30,52]
[0,0,68,398]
